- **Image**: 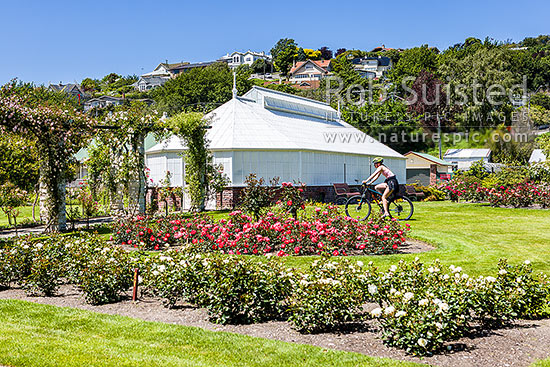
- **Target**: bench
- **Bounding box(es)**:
[333,183,361,203]
[405,185,426,201]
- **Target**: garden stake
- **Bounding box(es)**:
[132,268,139,301]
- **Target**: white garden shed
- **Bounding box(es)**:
[145,86,405,208]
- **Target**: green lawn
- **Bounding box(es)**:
[0,299,420,367]
[281,201,550,276]
[0,206,35,227]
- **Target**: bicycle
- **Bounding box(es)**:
[344,182,414,221]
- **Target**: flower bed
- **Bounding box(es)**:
[1,235,548,357]
[111,207,410,256]
[440,178,550,208]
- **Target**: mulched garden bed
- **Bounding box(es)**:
[1,284,548,367]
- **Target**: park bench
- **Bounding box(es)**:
[405,185,426,201]
[333,183,361,204]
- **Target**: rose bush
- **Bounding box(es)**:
[111,207,410,256]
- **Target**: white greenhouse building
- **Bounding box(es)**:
[145,86,405,209]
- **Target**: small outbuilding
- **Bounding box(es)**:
[404,151,453,186]
[145,86,406,209]
[443,148,491,171]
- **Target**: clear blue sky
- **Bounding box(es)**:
[1,0,548,85]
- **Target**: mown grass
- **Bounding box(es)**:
[0,299,420,367]
[280,201,550,276]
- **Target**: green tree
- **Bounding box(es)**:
[296,47,306,62]
[438,45,520,126]
[389,45,439,88]
[530,93,550,110]
[81,78,99,92]
[270,38,298,76]
[250,59,271,74]
[151,62,251,116]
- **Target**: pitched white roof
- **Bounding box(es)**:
[444,148,491,159]
[147,86,403,159]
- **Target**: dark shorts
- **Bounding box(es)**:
[385,176,399,198]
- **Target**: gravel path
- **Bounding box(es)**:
[1,285,549,367]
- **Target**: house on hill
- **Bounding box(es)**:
[443,149,491,171]
[351,56,392,79]
[145,86,405,209]
[404,151,453,185]
[288,60,331,83]
[219,50,272,69]
[48,83,89,102]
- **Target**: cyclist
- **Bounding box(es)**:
[362,157,399,218]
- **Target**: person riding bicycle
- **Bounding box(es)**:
[362,157,399,218]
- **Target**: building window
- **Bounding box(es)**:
[305,64,314,70]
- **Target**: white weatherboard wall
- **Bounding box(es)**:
[229,150,405,186]
[145,86,406,209]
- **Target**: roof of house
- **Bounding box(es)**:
[86,95,124,103]
[147,86,403,159]
[138,76,170,86]
[169,61,218,71]
[48,83,89,97]
[404,151,453,166]
[443,149,491,159]
[289,60,331,75]
[529,149,547,163]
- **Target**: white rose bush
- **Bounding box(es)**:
[0,235,548,356]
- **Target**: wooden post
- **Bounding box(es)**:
[132,268,139,301]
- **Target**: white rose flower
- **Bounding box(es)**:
[485,276,496,282]
[499,269,507,275]
[438,302,449,312]
[384,306,396,315]
[368,284,378,295]
[427,267,434,273]
[419,299,429,306]
[152,270,159,276]
[443,274,450,280]
[461,273,469,279]
[395,310,407,317]
[371,308,383,317]
[524,260,531,265]
[158,265,166,272]
[403,292,414,301]
[390,265,397,272]
[417,338,428,347]
[435,322,443,330]
[357,261,364,267]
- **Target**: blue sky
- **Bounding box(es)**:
[1,0,548,85]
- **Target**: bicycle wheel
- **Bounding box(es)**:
[388,196,414,220]
[335,196,348,206]
[345,195,372,221]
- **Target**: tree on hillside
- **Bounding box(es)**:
[296,47,307,62]
[407,70,449,131]
[151,62,252,116]
[303,49,321,60]
[438,46,519,126]
[390,45,439,89]
[250,59,271,74]
[81,78,99,92]
[318,47,333,60]
[270,38,298,76]
[335,48,347,57]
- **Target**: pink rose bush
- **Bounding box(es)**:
[439,178,550,208]
[111,206,410,255]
